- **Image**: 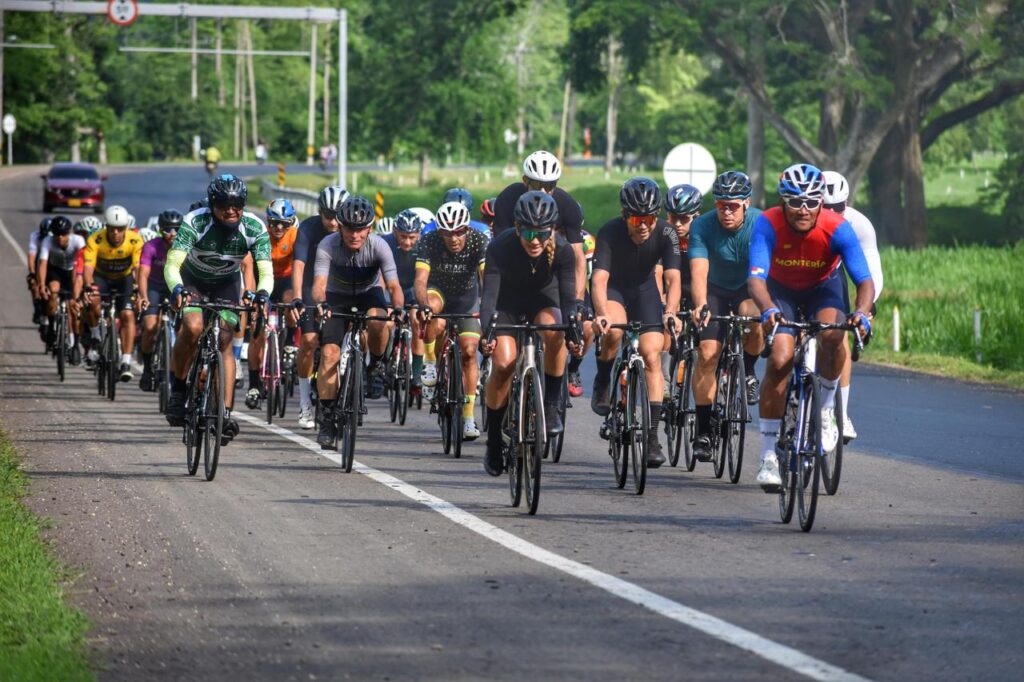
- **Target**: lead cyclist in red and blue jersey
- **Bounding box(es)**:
[746,163,874,491]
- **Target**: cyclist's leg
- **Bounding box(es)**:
[594,290,627,415]
[116,278,136,364]
[756,280,801,486]
[138,297,160,387]
[421,289,445,388]
[364,287,392,399]
[534,306,567,434]
[624,283,667,462]
[483,315,519,475]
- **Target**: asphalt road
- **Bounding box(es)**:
[1,165,1022,681]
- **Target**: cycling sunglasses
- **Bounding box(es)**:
[440,227,469,238]
[784,197,822,211]
[626,214,658,228]
[715,200,745,213]
[268,220,292,230]
[668,211,698,223]
[320,208,340,220]
[525,179,557,192]
[518,227,554,242]
[212,198,245,211]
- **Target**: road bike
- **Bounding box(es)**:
[664,312,698,469]
[153,299,177,414]
[597,322,662,495]
[483,314,578,515]
[91,293,121,402]
[50,290,76,382]
[428,312,478,459]
[182,299,248,481]
[252,303,293,425]
[766,318,866,532]
[385,305,417,426]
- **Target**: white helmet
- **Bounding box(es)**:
[104,205,131,228]
[375,216,395,235]
[126,214,137,230]
[823,171,850,206]
[318,185,350,213]
[523,150,562,183]
[435,201,471,231]
[409,206,435,226]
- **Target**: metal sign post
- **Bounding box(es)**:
[2,113,15,165]
[663,142,717,195]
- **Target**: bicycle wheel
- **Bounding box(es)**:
[725,353,747,484]
[340,351,361,473]
[280,366,291,418]
[678,349,697,471]
[710,372,728,479]
[388,345,400,424]
[797,376,822,532]
[438,348,452,455]
[522,368,544,515]
[265,331,279,425]
[184,360,202,476]
[105,327,117,401]
[626,363,650,495]
[203,351,225,481]
[56,313,66,382]
[821,389,844,495]
[156,325,169,414]
[506,399,523,508]
[609,376,628,489]
[397,339,411,426]
[450,343,464,459]
[777,393,798,524]
[549,377,567,463]
[479,358,490,433]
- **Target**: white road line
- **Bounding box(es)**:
[0,215,28,266]
[234,411,872,682]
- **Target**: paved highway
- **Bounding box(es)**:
[1,164,1021,680]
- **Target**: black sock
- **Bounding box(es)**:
[142,352,153,371]
[568,354,583,373]
[544,373,561,402]
[370,352,383,366]
[696,404,712,436]
[744,352,758,377]
[249,369,260,388]
[487,404,507,445]
[595,359,613,384]
[649,401,662,434]
[172,375,187,393]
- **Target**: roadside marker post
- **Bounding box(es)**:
[375,191,384,221]
[277,162,285,189]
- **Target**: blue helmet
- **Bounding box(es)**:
[266,198,297,225]
[712,171,752,200]
[777,163,826,199]
[665,184,703,215]
[394,209,424,234]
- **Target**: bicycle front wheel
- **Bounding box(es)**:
[265,331,279,425]
[725,353,747,484]
[506,396,523,508]
[397,340,411,426]
[56,313,66,382]
[797,376,822,532]
[203,351,225,481]
[156,324,170,414]
[678,350,697,471]
[777,395,798,524]
[340,352,361,473]
[450,344,464,459]
[626,364,650,495]
[523,368,544,515]
[184,362,203,476]
[821,389,844,495]
[105,329,118,401]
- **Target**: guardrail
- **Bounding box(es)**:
[259,179,318,217]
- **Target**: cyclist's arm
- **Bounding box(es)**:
[254,259,273,294]
[572,242,586,301]
[83,264,96,289]
[36,258,48,293]
[590,229,613,318]
[848,209,883,299]
[662,268,682,316]
[384,277,404,310]
[130,238,143,282]
[830,222,875,315]
[27,235,38,275]
[163,249,186,291]
[478,248,501,326]
[747,217,776,314]
[555,243,577,321]
[138,264,151,302]
[311,239,332,305]
[689,258,710,311]
[413,262,430,309]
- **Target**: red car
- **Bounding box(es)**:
[42,162,106,214]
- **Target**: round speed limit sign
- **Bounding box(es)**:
[108,0,140,27]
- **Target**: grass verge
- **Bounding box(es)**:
[862,349,1024,391]
[0,429,92,681]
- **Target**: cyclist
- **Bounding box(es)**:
[415,201,489,440]
[591,177,682,468]
[136,210,183,391]
[566,227,597,398]
[381,209,426,390]
[688,171,765,461]
[479,191,579,477]
[421,188,491,236]
[245,199,299,408]
[493,150,588,312]
[73,216,103,241]
[375,216,395,235]
[27,218,51,329]
[748,163,874,490]
[479,197,497,236]
[823,171,883,441]
[82,205,145,382]
[204,146,222,174]
[163,174,273,445]
[37,216,85,358]
[289,185,349,429]
[658,184,702,397]
[312,195,404,449]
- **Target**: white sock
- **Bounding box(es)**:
[759,418,781,463]
[90,325,100,340]
[299,377,312,410]
[840,384,850,416]
[121,353,132,365]
[69,333,76,346]
[820,376,838,410]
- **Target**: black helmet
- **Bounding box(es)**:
[619,176,662,216]
[338,195,375,229]
[442,187,474,211]
[158,209,184,233]
[207,174,247,208]
[513,190,559,229]
[37,217,52,237]
[665,184,703,215]
[712,170,752,200]
[394,209,424,234]
[49,216,73,236]
[188,198,208,212]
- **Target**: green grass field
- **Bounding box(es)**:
[0,431,92,681]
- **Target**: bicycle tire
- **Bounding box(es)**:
[678,349,697,471]
[549,377,567,463]
[341,350,360,473]
[797,376,822,532]
[609,372,628,489]
[156,323,170,414]
[280,367,291,418]
[265,331,279,425]
[437,346,452,455]
[523,368,544,515]
[450,342,464,459]
[627,362,650,495]
[506,394,523,507]
[777,394,798,524]
[184,359,202,476]
[203,350,225,481]
[822,389,844,495]
[710,370,728,478]
[388,345,400,424]
[56,312,66,382]
[725,352,747,484]
[397,339,411,426]
[479,358,490,433]
[105,326,117,401]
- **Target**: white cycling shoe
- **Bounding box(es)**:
[421,362,438,388]
[843,414,857,442]
[298,408,315,430]
[463,418,480,441]
[757,455,782,492]
[821,407,840,452]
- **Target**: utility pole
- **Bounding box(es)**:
[0,10,5,165]
[190,17,198,100]
[245,20,258,153]
[306,23,317,166]
[557,79,571,162]
[338,11,346,188]
[322,28,330,147]
[234,26,244,158]
[215,20,224,107]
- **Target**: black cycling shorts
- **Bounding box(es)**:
[491,283,560,338]
[320,287,389,346]
[271,277,293,304]
[94,274,134,312]
[700,282,753,343]
[768,268,847,337]
[429,287,482,338]
[142,283,170,318]
[45,267,74,294]
[606,277,663,328]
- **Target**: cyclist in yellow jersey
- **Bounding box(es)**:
[82,205,144,381]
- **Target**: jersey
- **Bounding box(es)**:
[748,206,871,290]
[837,206,883,300]
[688,207,762,291]
[205,147,222,163]
[39,234,86,272]
[270,226,298,279]
[139,238,171,291]
[414,229,488,299]
[171,208,270,285]
[581,229,596,281]
[84,228,144,280]
[492,185,585,244]
[293,215,335,301]
[421,219,491,237]
[314,233,397,297]
[479,229,577,326]
[28,230,43,259]
[593,217,682,290]
[381,232,418,290]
